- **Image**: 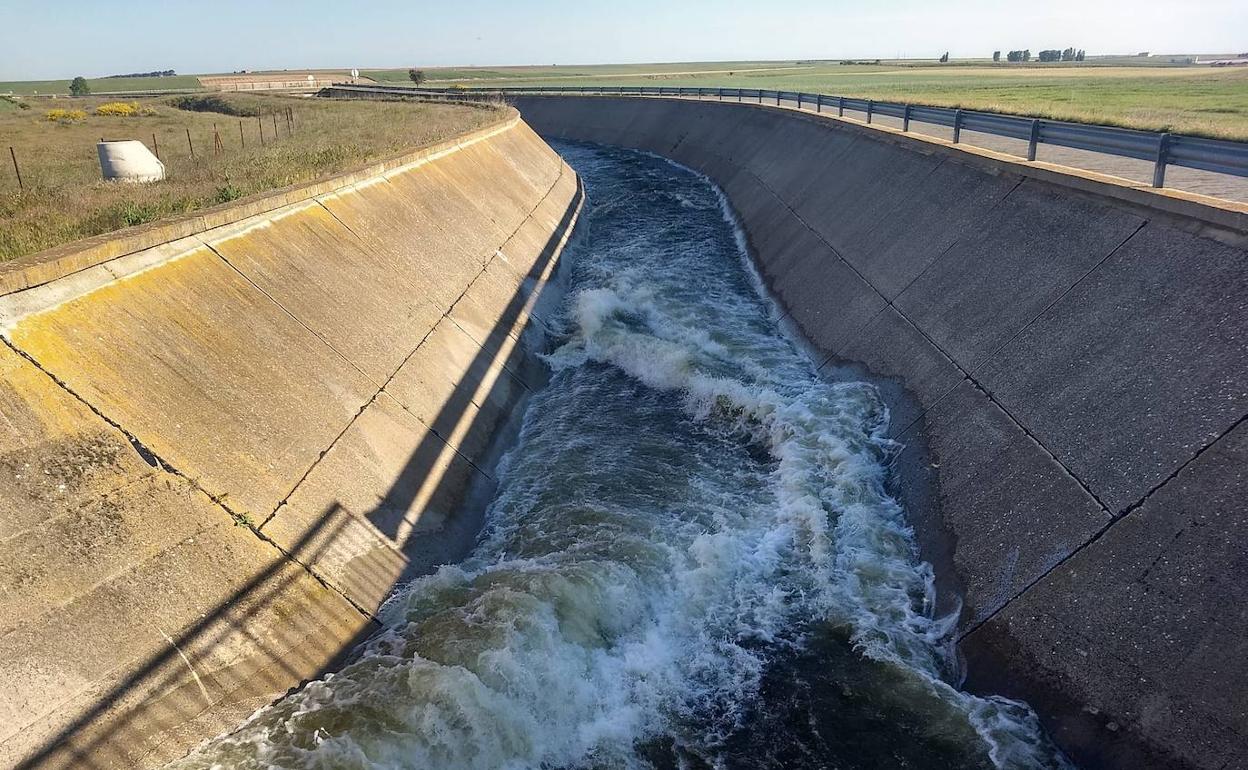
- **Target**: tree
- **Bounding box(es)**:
[939,51,949,63]
[1023,49,1031,62]
[1038,49,1063,62]
[1062,47,1076,62]
[407,68,426,86]
[1076,49,1086,62]
[993,50,1001,62]
[69,76,90,96]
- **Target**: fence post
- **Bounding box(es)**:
[1153,133,1172,188]
[867,99,874,124]
[9,146,22,191]
[903,104,911,132]
[239,120,245,149]
[272,112,279,139]
[257,114,265,146]
[838,96,845,117]
[151,133,160,160]
[1027,119,1041,161]
[185,128,195,159]
[953,109,963,143]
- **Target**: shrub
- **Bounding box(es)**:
[116,201,161,227]
[69,76,90,96]
[168,94,258,116]
[213,183,244,204]
[44,108,87,123]
[94,101,140,116]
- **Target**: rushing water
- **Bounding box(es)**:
[171,143,1073,769]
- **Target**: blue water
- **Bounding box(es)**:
[170,142,1070,769]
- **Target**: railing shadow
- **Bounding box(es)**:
[15,172,582,769]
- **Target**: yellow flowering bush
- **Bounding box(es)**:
[94,102,140,117]
[44,108,87,122]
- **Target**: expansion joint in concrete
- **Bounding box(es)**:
[0,335,377,624]
[261,161,570,537]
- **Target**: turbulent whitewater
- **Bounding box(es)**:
[171,143,1071,769]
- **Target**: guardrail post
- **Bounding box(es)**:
[838,96,845,116]
[776,91,781,106]
[1153,133,1172,188]
[797,92,802,110]
[718,88,723,101]
[1027,119,1041,161]
[867,99,874,124]
[757,90,762,104]
[737,89,742,102]
[953,109,963,143]
[816,94,823,113]
[903,104,911,132]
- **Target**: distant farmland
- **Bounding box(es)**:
[0,74,203,95]
[368,59,1248,141]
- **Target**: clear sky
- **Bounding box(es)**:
[2,0,1245,80]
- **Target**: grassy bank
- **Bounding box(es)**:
[0,94,500,261]
[369,60,1248,141]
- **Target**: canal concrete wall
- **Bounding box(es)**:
[0,108,582,768]
[514,95,1248,770]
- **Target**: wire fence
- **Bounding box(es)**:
[5,107,298,192]
[325,84,1248,192]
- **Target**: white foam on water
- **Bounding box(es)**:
[168,143,1070,770]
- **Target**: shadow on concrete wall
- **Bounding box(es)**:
[17,176,583,770]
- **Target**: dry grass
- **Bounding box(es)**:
[0,94,500,261]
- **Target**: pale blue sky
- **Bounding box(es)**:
[2,0,1245,80]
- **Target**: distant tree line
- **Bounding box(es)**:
[998,48,1085,63]
[103,70,177,79]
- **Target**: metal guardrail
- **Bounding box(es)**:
[325,84,1248,189]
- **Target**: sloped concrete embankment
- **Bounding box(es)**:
[514,95,1248,770]
[0,109,582,768]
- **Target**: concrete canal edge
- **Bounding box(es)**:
[513,95,1248,770]
[0,107,583,768]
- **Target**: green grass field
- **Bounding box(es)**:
[0,94,498,261]
[0,75,203,95]
[367,60,1248,141]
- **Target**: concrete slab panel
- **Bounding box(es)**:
[892,381,1108,629]
[792,137,943,267]
[385,318,529,469]
[0,344,154,541]
[0,476,365,769]
[205,202,442,384]
[961,420,1248,770]
[843,161,1020,299]
[7,247,377,519]
[980,223,1248,513]
[823,305,964,438]
[262,392,488,613]
[894,180,1145,369]
[770,242,887,359]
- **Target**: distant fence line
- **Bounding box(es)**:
[324,83,1248,190]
